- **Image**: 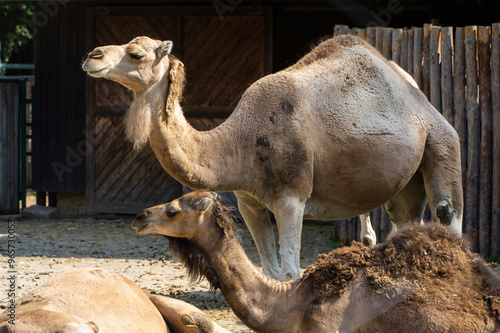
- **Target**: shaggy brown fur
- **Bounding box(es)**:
[165,55,186,113]
[302,224,500,326]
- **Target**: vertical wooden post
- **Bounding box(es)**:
[333,25,339,37]
[347,28,357,36]
[392,28,403,64]
[454,27,467,189]
[422,23,432,99]
[464,25,480,252]
[400,28,409,71]
[478,25,492,257]
[357,28,367,41]
[413,27,423,89]
[376,27,384,53]
[382,28,392,59]
[371,208,381,244]
[338,25,348,35]
[441,27,454,124]
[430,26,442,111]
[367,27,376,47]
[491,23,500,257]
[408,29,415,77]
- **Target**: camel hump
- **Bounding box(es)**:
[290,35,380,71]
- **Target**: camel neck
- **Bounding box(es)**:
[137,78,244,191]
[198,231,301,332]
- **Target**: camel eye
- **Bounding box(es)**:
[166,210,178,219]
[130,53,144,60]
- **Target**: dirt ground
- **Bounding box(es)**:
[0,214,339,332]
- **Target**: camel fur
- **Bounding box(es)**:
[83,35,463,280]
[133,191,499,333]
[0,268,228,333]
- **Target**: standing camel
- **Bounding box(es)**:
[82,35,463,280]
[132,191,499,333]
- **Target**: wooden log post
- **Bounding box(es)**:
[367,27,376,47]
[357,28,367,41]
[382,28,392,59]
[376,27,384,53]
[422,23,432,99]
[347,28,357,36]
[338,25,349,35]
[413,27,423,89]
[392,28,403,64]
[407,28,415,77]
[491,23,500,256]
[430,26,442,111]
[400,28,409,71]
[454,27,467,190]
[464,25,480,252]
[441,27,454,124]
[478,25,492,257]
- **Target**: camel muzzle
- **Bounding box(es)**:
[131,211,151,232]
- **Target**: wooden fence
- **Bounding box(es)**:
[331,24,500,258]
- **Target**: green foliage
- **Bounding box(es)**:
[0,2,34,63]
[326,234,340,249]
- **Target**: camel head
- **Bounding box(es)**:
[132,191,221,240]
[83,36,186,150]
[82,36,173,92]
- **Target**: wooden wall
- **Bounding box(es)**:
[85,6,271,213]
[33,2,86,193]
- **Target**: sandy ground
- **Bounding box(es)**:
[0,214,339,332]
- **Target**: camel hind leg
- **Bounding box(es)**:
[419,130,463,235]
[360,213,376,246]
[384,170,428,227]
[360,171,426,247]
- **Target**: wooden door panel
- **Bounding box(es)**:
[87,7,270,213]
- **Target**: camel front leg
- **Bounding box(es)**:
[235,192,280,279]
[272,196,306,280]
[149,294,230,333]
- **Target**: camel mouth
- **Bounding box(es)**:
[85,67,111,78]
[82,63,111,78]
[133,225,148,233]
[131,219,151,234]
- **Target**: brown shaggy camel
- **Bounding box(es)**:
[0,268,229,333]
[132,191,500,333]
[82,35,463,280]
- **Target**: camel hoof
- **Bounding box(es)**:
[362,236,375,247]
[436,202,453,225]
[182,312,214,333]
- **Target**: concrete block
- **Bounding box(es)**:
[22,205,59,219]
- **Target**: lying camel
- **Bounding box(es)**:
[82,34,463,280]
[0,268,228,333]
[132,191,500,333]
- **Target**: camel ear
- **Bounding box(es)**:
[157,40,173,58]
[196,198,213,212]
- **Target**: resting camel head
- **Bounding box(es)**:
[132,191,221,240]
[82,36,174,92]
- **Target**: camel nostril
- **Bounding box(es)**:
[89,49,104,59]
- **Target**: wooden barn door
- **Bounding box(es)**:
[86,6,271,213]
